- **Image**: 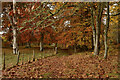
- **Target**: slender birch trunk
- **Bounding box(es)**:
[104,2,109,59]
[6,1,18,54]
[13,0,18,54]
[13,27,18,54]
[40,32,44,51]
[54,43,58,54]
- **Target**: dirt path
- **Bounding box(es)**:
[2,51,119,78]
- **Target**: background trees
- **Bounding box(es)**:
[1,2,119,58]
[2,2,19,54]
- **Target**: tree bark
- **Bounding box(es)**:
[74,43,77,53]
[54,43,58,54]
[26,41,31,48]
[94,3,103,55]
[94,3,100,55]
[6,1,18,54]
[117,3,120,44]
[13,27,18,54]
[90,4,96,50]
[16,51,20,65]
[12,0,18,54]
[3,52,5,70]
[104,2,109,59]
[91,35,94,50]
[40,32,44,51]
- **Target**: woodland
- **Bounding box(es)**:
[1,1,120,79]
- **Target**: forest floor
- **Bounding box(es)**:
[2,46,119,78]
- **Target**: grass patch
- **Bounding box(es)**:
[2,48,54,69]
[107,73,119,78]
[42,73,52,78]
[56,52,69,57]
[86,73,90,76]
[2,47,72,69]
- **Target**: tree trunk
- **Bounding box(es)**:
[74,43,77,53]
[6,10,18,54]
[94,6,100,55]
[0,2,2,71]
[13,28,18,54]
[91,35,94,50]
[13,0,18,54]
[28,41,31,48]
[33,50,35,61]
[3,52,5,70]
[98,3,103,51]
[26,42,31,48]
[40,32,44,51]
[104,2,109,59]
[54,43,58,54]
[16,51,20,65]
[91,4,96,50]
[94,3,103,55]
[117,4,120,44]
[101,34,104,46]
